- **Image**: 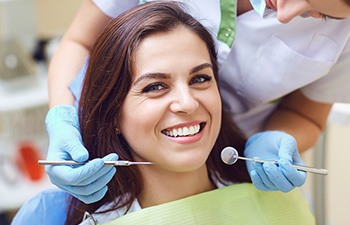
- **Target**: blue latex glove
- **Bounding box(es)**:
[45,105,118,203]
[244,131,307,192]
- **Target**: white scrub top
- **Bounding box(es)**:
[91,0,350,136]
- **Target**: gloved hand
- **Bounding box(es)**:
[45,105,118,203]
[244,130,307,192]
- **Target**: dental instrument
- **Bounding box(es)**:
[221,146,328,175]
[38,160,153,166]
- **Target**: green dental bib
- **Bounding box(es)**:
[105,183,315,225]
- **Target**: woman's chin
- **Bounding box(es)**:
[153,158,208,173]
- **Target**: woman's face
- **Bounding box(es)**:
[119,26,221,172]
[267,0,350,23]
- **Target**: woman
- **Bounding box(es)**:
[70,2,249,224]
[66,2,309,224]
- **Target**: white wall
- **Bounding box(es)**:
[325,122,350,225]
[303,106,350,225]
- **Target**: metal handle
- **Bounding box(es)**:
[238,156,328,175]
[292,164,328,175]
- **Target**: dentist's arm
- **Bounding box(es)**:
[45,0,116,204]
[245,90,332,192]
[48,0,111,107]
[264,90,332,152]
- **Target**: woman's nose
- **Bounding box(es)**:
[170,87,199,115]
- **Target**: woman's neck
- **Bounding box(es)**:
[237,0,254,16]
[138,165,215,208]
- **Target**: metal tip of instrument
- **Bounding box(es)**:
[104,161,154,166]
[221,146,238,165]
[130,162,154,165]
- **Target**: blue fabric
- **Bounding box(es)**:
[69,58,89,109]
[11,189,69,225]
[249,0,267,16]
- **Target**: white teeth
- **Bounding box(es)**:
[173,129,178,136]
[189,126,195,134]
[183,127,189,136]
[164,124,201,137]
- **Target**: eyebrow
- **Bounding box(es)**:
[133,63,213,85]
[133,72,171,86]
[190,63,213,74]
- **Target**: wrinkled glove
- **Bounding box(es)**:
[45,105,118,203]
[244,131,307,192]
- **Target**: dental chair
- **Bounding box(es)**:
[11,189,68,225]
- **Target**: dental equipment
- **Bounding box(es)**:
[38,160,153,167]
[221,147,328,175]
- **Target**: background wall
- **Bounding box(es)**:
[35,0,83,38]
[325,122,350,225]
[0,1,83,224]
[302,113,350,225]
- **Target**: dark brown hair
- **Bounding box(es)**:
[66,2,250,224]
[346,0,350,7]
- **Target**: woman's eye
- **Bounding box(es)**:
[141,82,166,93]
[190,74,212,85]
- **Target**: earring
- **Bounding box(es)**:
[115,127,120,134]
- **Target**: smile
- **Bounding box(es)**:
[162,122,205,137]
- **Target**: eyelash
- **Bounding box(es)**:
[141,74,213,94]
[319,13,329,20]
[190,74,212,85]
[142,82,166,93]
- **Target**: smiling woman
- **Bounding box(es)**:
[121,26,222,172]
[69,2,251,224]
[58,1,316,224]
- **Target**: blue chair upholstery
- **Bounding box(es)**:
[11,189,69,225]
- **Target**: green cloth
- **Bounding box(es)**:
[104,183,315,225]
[217,0,236,47]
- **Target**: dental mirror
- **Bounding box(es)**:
[220,146,328,175]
